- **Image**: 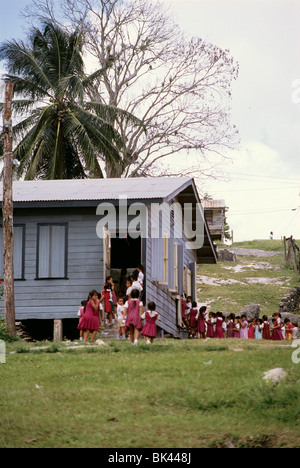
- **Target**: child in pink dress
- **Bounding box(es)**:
[233,317,240,338]
[271,313,284,340]
[123,288,143,345]
[226,314,235,338]
[80,290,101,343]
[141,302,159,344]
[239,315,249,339]
[197,306,206,339]
[214,312,224,338]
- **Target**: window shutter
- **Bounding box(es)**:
[189,261,197,302]
[168,237,174,290]
[152,237,164,282]
[0,225,25,280]
[177,244,184,295]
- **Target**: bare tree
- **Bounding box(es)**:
[23,0,239,179]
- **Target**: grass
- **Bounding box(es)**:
[198,239,300,317]
[0,339,300,448]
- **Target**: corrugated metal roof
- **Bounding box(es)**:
[202,199,226,209]
[0,177,193,203]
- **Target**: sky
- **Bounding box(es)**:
[0,0,300,242]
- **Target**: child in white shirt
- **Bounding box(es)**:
[116,297,126,340]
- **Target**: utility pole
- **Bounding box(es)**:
[2,82,15,336]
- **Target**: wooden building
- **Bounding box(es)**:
[202,199,227,243]
[0,177,217,339]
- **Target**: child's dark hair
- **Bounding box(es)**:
[192,301,197,308]
[131,289,140,299]
[229,313,235,320]
[262,315,268,321]
[103,283,110,290]
[137,264,144,271]
[148,301,156,311]
[284,318,290,324]
[87,289,98,300]
[81,300,88,311]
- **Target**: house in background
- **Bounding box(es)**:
[202,199,228,243]
[0,177,217,339]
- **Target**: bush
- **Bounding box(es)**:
[0,318,10,341]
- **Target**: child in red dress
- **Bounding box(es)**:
[262,315,271,340]
[189,301,198,338]
[206,312,215,338]
[80,290,101,343]
[248,318,256,339]
[214,312,224,338]
[271,313,284,340]
[141,301,159,344]
[197,306,206,339]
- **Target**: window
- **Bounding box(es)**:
[174,243,178,291]
[0,224,25,280]
[36,224,68,279]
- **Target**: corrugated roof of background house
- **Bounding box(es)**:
[0,177,193,203]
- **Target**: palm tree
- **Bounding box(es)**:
[0,22,141,179]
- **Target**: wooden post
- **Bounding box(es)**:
[2,82,15,336]
[283,236,287,266]
[53,320,63,342]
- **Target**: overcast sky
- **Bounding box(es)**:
[1,0,300,241]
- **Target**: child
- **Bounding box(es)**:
[131,271,143,297]
[214,312,224,338]
[226,314,235,338]
[262,315,271,340]
[102,283,113,326]
[255,318,263,339]
[248,318,256,339]
[141,301,159,344]
[189,301,198,338]
[80,290,101,343]
[126,279,133,298]
[271,313,284,340]
[206,312,215,338]
[284,318,294,341]
[136,264,144,290]
[233,317,240,338]
[197,306,206,339]
[185,296,192,328]
[239,315,249,339]
[292,322,299,340]
[106,276,117,322]
[116,297,126,340]
[181,295,189,329]
[77,300,87,341]
[123,288,143,345]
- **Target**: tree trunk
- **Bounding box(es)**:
[2,82,15,336]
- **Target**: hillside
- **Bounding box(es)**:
[197,240,300,318]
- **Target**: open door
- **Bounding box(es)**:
[103,227,111,280]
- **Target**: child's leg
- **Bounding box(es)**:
[90,330,97,343]
[83,330,90,342]
[133,327,139,344]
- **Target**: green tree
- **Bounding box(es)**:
[0,22,141,179]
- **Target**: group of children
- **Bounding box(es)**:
[77,266,159,344]
[181,295,299,340]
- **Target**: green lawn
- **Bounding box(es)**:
[1,339,299,448]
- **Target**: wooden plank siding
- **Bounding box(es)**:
[145,202,197,337]
[0,208,104,320]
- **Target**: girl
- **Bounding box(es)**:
[197,306,206,339]
[80,290,101,343]
[136,264,144,290]
[189,301,198,338]
[239,315,249,339]
[181,295,189,329]
[206,312,215,338]
[77,300,87,341]
[233,317,240,338]
[255,318,263,339]
[141,301,159,344]
[262,315,271,340]
[214,312,224,338]
[123,288,143,345]
[284,318,293,341]
[126,279,133,298]
[185,296,193,329]
[116,297,126,340]
[248,318,256,339]
[271,313,284,340]
[292,322,299,340]
[102,283,113,326]
[226,313,235,338]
